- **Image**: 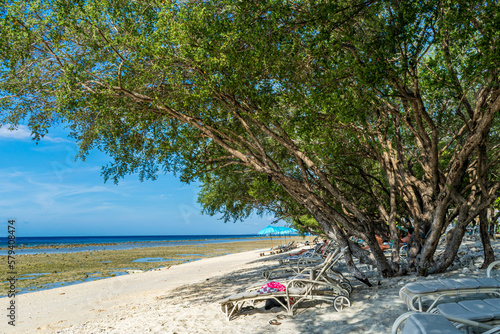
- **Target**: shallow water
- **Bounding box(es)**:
[132,257,177,263]
[0,237,270,255]
[16,273,51,280]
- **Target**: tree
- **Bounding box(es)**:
[1,0,499,280]
[272,0,500,274]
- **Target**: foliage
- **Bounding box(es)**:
[1,0,500,278]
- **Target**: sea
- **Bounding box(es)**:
[0,234,283,296]
[0,234,273,255]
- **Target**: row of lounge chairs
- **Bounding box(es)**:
[224,239,500,330]
[393,260,500,333]
[279,240,335,266]
[219,245,352,321]
[259,241,297,257]
[222,236,500,331]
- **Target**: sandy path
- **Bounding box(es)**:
[1,248,269,333]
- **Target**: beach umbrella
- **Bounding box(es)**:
[258,225,282,249]
[274,226,296,244]
[275,227,286,246]
[279,227,298,235]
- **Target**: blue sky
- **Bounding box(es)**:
[0,124,278,237]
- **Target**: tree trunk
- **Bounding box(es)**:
[348,238,377,266]
[389,227,401,273]
[480,209,495,269]
[326,222,373,286]
[477,134,495,269]
[428,216,468,274]
[407,233,422,271]
[417,202,449,275]
[334,234,373,287]
[491,209,500,239]
[362,233,395,277]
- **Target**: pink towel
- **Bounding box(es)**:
[266,281,286,291]
[256,281,287,294]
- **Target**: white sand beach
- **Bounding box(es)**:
[3,240,499,334]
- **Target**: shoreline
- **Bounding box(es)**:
[0,238,304,296]
[0,235,274,252]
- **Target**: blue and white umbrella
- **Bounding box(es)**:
[276,226,298,235]
[258,225,283,235]
[276,226,298,244]
[258,225,283,249]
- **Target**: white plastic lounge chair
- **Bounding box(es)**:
[280,240,337,264]
[392,311,500,334]
[279,245,321,264]
[399,277,500,312]
[262,247,350,292]
[291,248,351,294]
[220,279,350,321]
[260,242,294,256]
[432,298,500,329]
[277,241,294,253]
[253,248,352,295]
[219,255,351,321]
[487,260,500,278]
[264,246,340,279]
[279,241,335,265]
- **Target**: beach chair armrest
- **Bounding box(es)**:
[487,260,500,277]
[392,311,419,334]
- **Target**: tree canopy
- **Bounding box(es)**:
[1,0,500,281]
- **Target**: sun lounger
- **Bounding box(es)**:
[254,248,351,295]
[220,278,350,321]
[432,298,500,328]
[399,277,500,312]
[260,242,295,257]
[219,251,351,321]
[281,241,296,252]
[292,248,351,293]
[262,248,352,293]
[279,241,335,266]
[279,244,323,264]
[392,311,500,334]
[488,260,500,278]
[265,246,340,279]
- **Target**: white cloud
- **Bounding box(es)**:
[44,136,73,143]
[0,124,32,140]
[0,124,72,143]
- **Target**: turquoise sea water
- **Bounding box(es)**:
[0,234,272,255]
[3,234,263,246]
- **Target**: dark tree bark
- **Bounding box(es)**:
[480,209,496,269]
